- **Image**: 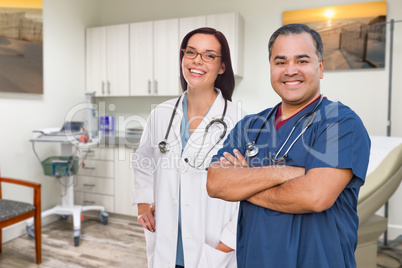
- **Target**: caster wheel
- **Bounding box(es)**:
[74,236,80,247]
[100,211,109,225]
[60,215,69,221]
[74,229,81,247]
[26,225,35,239]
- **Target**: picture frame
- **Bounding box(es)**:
[283,1,387,71]
[0,0,43,94]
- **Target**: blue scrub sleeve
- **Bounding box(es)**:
[304,102,370,182]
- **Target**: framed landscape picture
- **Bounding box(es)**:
[283,1,387,71]
[0,0,43,94]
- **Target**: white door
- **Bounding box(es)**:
[106,24,130,96]
[86,27,107,96]
[179,16,207,43]
[154,18,180,96]
[207,13,244,77]
[130,21,154,96]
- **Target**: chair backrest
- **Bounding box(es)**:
[357,137,402,224]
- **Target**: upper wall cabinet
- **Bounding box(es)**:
[86,13,244,97]
[179,15,207,41]
[86,24,130,96]
[206,13,244,78]
[179,13,244,78]
[130,19,180,96]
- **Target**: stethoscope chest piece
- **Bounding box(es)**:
[158,140,170,153]
[245,142,259,158]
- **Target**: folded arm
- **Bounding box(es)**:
[247,167,353,213]
[207,149,305,201]
[207,150,353,214]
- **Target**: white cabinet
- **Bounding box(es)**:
[179,13,245,77]
[75,148,115,212]
[179,16,207,49]
[153,19,180,96]
[86,27,106,96]
[206,13,244,77]
[86,24,129,96]
[86,13,244,96]
[74,147,138,217]
[130,21,153,96]
[114,148,137,216]
[130,19,180,96]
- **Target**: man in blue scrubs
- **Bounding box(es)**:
[207,24,370,267]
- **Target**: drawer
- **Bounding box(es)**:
[75,192,114,213]
[79,148,114,161]
[78,160,114,178]
[75,176,114,195]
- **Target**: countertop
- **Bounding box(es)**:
[97,131,142,147]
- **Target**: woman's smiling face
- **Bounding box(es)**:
[182,33,225,91]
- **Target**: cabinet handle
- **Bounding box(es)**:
[154,80,158,95]
[102,81,105,95]
[83,166,95,170]
[83,184,95,187]
[83,200,95,205]
[107,81,111,94]
[148,79,151,94]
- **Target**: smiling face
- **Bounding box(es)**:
[270,33,324,110]
[182,33,225,92]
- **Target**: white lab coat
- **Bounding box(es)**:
[132,89,246,268]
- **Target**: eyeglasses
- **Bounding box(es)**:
[182,48,222,62]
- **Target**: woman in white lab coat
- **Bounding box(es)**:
[132,27,245,268]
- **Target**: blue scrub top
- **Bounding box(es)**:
[212,98,371,268]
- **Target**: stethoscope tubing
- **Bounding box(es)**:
[246,94,323,160]
[158,92,228,169]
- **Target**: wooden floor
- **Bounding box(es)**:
[1,215,401,268]
[0,215,147,268]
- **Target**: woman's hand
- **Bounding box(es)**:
[137,203,156,232]
[216,242,234,253]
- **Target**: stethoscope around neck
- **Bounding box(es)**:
[158,94,228,169]
[245,94,323,162]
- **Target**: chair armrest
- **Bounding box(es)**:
[0,177,41,207]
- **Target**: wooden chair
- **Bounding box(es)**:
[0,175,41,264]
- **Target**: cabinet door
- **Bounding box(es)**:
[154,18,180,96]
[207,13,244,77]
[114,148,138,216]
[179,16,207,42]
[86,27,107,96]
[130,21,154,96]
[106,24,130,96]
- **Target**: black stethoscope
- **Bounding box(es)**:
[245,94,323,163]
[158,94,228,169]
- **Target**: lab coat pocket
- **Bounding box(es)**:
[197,243,235,268]
[144,229,156,268]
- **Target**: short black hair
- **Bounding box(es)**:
[179,27,235,101]
[268,24,324,61]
